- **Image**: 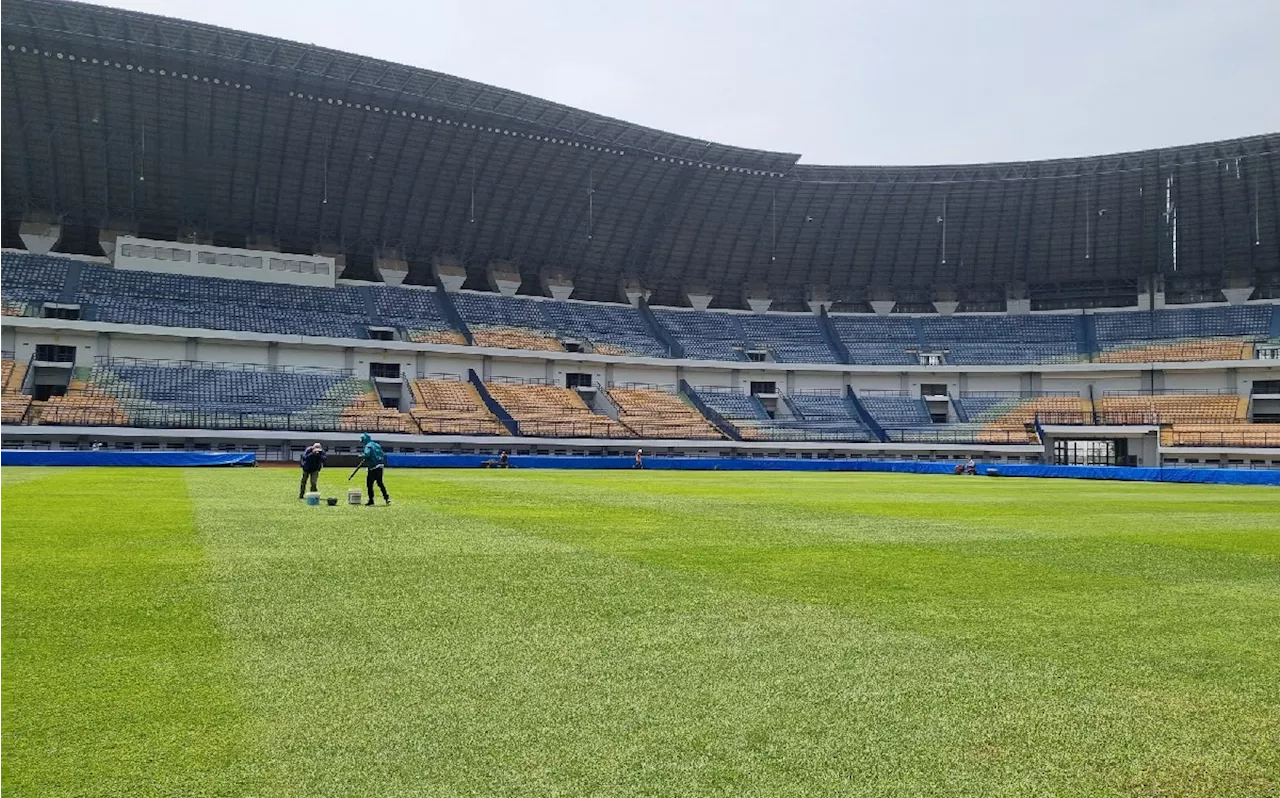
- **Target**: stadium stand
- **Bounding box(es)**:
[607,386,724,439]
[857,394,934,427]
[921,316,1081,365]
[827,316,920,365]
[0,252,71,305]
[340,391,414,434]
[1,357,33,424]
[651,309,747,361]
[409,378,507,436]
[783,392,877,441]
[369,286,468,345]
[4,251,1276,366]
[453,292,667,356]
[24,358,414,432]
[1094,306,1273,363]
[486,381,633,438]
[686,387,873,441]
[1095,393,1248,425]
[956,394,1092,444]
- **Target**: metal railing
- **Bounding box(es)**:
[94,355,354,377]
[1101,388,1239,396]
[29,405,410,433]
[958,390,1081,398]
[882,427,1036,445]
[1164,429,1280,448]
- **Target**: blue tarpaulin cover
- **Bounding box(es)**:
[1,450,256,467]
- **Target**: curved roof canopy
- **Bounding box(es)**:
[3,0,1277,305]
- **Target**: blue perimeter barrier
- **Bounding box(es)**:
[1,450,255,467]
[387,453,1280,486]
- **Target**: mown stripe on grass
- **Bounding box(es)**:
[180,468,1217,797]
[1,467,252,797]
[414,469,1280,792]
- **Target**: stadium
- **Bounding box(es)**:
[2,0,1279,794]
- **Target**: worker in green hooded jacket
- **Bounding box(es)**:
[359,432,391,506]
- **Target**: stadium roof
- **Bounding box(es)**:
[3,0,1278,306]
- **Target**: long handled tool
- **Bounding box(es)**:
[348,462,365,481]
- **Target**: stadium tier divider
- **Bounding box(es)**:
[818,307,853,364]
[677,380,743,441]
[845,388,888,442]
[431,282,475,345]
[637,297,684,358]
[466,369,520,435]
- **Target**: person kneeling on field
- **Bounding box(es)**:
[299,442,326,499]
[360,432,391,505]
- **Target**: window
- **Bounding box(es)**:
[1258,345,1280,361]
[170,248,190,262]
[366,327,396,341]
[565,372,594,389]
[1253,380,1280,395]
[920,383,948,397]
[749,381,777,395]
[199,251,217,264]
[919,352,945,366]
[745,349,769,362]
[34,344,76,362]
[41,304,81,321]
[369,362,401,379]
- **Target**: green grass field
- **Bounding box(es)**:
[2,466,1278,797]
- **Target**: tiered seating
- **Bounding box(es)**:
[3,299,33,316]
[369,286,467,345]
[75,262,370,338]
[340,391,413,433]
[1166,424,1280,447]
[828,316,919,365]
[36,377,130,426]
[410,379,507,436]
[961,395,1091,443]
[1097,339,1252,363]
[30,359,385,430]
[454,292,666,355]
[784,393,876,441]
[540,301,669,358]
[736,314,840,363]
[1095,306,1273,362]
[0,252,71,304]
[858,395,933,427]
[921,315,1081,365]
[652,309,746,361]
[607,387,723,439]
[1,359,32,423]
[1096,394,1247,425]
[486,381,633,438]
[471,328,565,351]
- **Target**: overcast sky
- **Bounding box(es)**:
[105,0,1280,165]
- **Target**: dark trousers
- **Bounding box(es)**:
[366,466,389,503]
[299,469,319,497]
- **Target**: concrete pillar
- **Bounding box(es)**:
[870,301,895,315]
[806,284,832,315]
[621,278,651,307]
[434,255,467,292]
[933,301,959,315]
[542,271,575,301]
[376,252,409,287]
[487,261,521,296]
[1006,298,1031,315]
[1223,288,1254,305]
[746,282,773,313]
[19,221,61,254]
[686,284,713,311]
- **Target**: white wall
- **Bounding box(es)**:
[11,331,101,367]
[609,364,680,386]
[848,374,906,393]
[420,355,480,380]
[488,358,548,381]
[277,346,348,371]
[791,371,847,392]
[354,350,418,381]
[196,341,270,366]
